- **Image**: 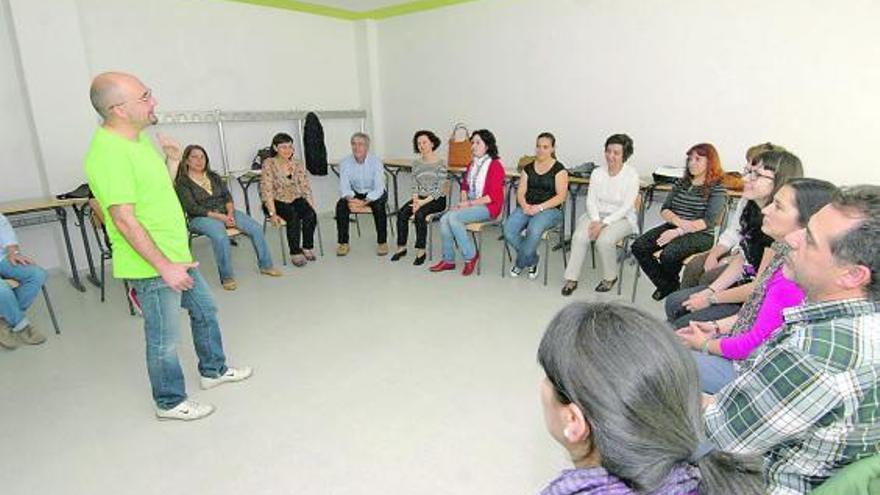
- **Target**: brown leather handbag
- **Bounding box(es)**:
[447,123,471,168]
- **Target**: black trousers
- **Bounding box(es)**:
[631,224,714,294]
[335,191,388,244]
[395,196,447,249]
[274,199,316,255]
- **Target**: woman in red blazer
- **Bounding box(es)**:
[430,129,505,276]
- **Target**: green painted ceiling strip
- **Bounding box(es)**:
[224,0,361,20]
[223,0,480,20]
[365,0,480,19]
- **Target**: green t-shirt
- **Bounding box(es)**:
[84,127,192,279]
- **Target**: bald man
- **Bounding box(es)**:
[85,72,251,421]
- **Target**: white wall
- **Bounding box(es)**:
[374,0,880,185]
[1,0,74,269]
[3,0,367,270]
[75,0,365,214]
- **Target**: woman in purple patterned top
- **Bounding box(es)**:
[537,302,762,494]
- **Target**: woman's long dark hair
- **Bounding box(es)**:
[175,144,214,185]
[538,302,763,494]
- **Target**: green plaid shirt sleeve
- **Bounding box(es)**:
[704,336,842,454]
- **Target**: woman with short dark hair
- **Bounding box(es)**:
[538,301,762,494]
[562,134,639,296]
[392,130,448,265]
[260,132,318,267]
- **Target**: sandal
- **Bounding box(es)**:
[561,280,578,296]
[595,278,618,293]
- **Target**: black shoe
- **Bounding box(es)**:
[561,280,578,296]
[595,278,618,292]
[652,287,673,301]
[390,249,407,262]
[413,253,427,266]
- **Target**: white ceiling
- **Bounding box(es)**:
[305,0,410,12]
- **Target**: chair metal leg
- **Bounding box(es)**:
[41,286,60,335]
[631,267,640,303]
[124,280,135,316]
[428,223,434,261]
[501,239,508,278]
[543,236,550,286]
[100,255,106,303]
[279,225,288,266]
[316,217,325,257]
[354,214,362,237]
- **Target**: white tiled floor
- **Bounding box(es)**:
[0,216,665,495]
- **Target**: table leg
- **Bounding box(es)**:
[72,203,100,287]
[54,207,85,292]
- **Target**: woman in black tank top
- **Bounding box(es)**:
[502,133,569,280]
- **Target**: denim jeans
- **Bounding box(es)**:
[189,210,273,281]
[0,259,47,331]
[691,350,737,394]
[503,207,563,269]
[440,206,491,262]
[129,268,227,410]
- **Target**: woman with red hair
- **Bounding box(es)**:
[632,143,728,300]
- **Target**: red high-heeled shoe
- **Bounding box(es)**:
[429,260,456,272]
[461,252,480,276]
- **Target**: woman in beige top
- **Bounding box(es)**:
[260,132,318,267]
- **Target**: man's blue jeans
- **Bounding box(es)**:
[503,207,563,269]
[440,206,491,262]
[129,268,227,410]
[0,259,47,331]
[188,210,273,281]
[691,350,737,394]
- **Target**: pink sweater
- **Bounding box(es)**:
[719,268,805,360]
[460,158,506,219]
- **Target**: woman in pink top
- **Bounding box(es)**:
[677,178,838,393]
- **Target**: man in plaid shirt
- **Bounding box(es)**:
[704,185,880,494]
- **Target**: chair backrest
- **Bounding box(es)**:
[87,198,112,255]
[517,155,535,172]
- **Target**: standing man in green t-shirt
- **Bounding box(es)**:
[84,72,252,421]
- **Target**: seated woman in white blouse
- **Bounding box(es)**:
[562,134,640,296]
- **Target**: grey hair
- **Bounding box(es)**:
[537,302,762,494]
[829,185,880,301]
[350,132,371,147]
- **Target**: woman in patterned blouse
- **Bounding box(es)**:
[260,133,318,267]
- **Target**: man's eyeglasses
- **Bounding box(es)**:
[107,89,153,111]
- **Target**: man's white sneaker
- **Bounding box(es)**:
[155,400,215,421]
[200,366,253,390]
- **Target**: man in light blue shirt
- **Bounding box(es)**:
[335,132,389,256]
[0,213,48,349]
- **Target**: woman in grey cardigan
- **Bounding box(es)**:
[392,130,449,265]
